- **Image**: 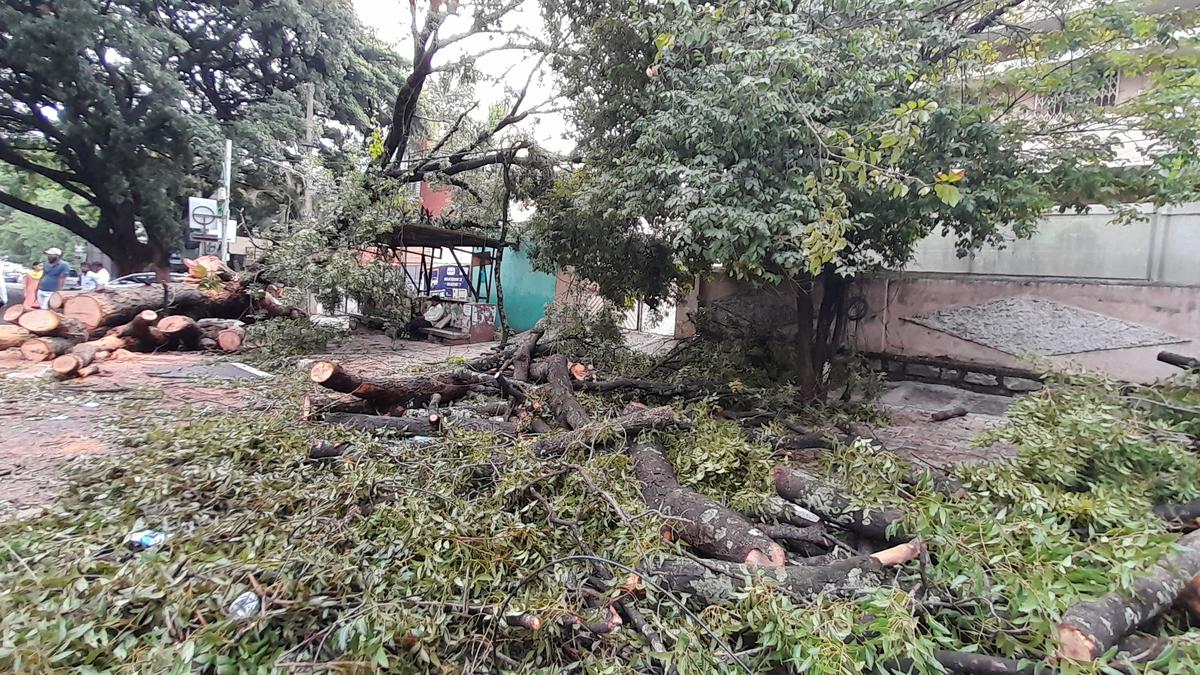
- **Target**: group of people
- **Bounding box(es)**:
[2,247,109,310]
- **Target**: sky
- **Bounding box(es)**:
[350,0,574,155]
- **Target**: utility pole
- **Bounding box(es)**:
[217,139,233,262]
[302,83,315,219]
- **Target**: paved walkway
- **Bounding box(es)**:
[870,381,1018,468]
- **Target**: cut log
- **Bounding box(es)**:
[47,291,69,310]
[158,315,202,349]
[217,326,246,352]
[111,310,164,348]
[20,336,76,362]
[528,355,591,430]
[532,405,686,458]
[1158,350,1200,371]
[511,320,545,382]
[258,287,306,318]
[0,324,34,349]
[646,540,923,605]
[17,309,89,338]
[53,335,133,377]
[449,401,512,418]
[61,282,252,330]
[76,364,100,378]
[3,304,26,323]
[773,466,909,545]
[931,405,968,422]
[632,441,786,566]
[309,361,473,406]
[184,255,234,281]
[1056,529,1200,661]
[301,393,379,420]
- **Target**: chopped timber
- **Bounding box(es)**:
[531,405,685,458]
[61,282,252,329]
[112,310,164,347]
[1158,350,1200,371]
[47,291,72,310]
[528,354,591,430]
[20,336,76,362]
[17,309,88,338]
[300,393,379,420]
[646,540,923,605]
[3,304,26,323]
[309,361,474,406]
[774,466,909,544]
[53,335,133,377]
[511,320,545,381]
[158,315,202,349]
[931,405,968,422]
[217,326,246,352]
[196,318,245,331]
[0,324,34,350]
[1055,529,1200,661]
[632,441,786,566]
[320,412,440,435]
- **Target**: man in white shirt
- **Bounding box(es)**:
[82,262,110,291]
[405,297,452,338]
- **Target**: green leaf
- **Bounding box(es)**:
[934,183,962,207]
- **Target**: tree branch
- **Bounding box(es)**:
[0,186,93,235]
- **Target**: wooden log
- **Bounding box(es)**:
[885,650,1042,675]
[21,336,76,362]
[574,378,733,400]
[258,287,306,318]
[758,523,832,552]
[301,393,379,420]
[308,361,473,406]
[740,495,823,528]
[448,401,511,418]
[646,540,923,605]
[196,317,245,331]
[47,291,70,310]
[511,320,545,382]
[111,310,164,348]
[183,255,234,281]
[1158,350,1200,371]
[76,364,100,378]
[773,466,909,544]
[931,405,968,422]
[528,355,591,430]
[532,405,686,458]
[1152,499,1200,530]
[2,304,26,323]
[217,326,246,352]
[17,309,88,338]
[319,413,440,435]
[158,315,202,349]
[53,335,133,377]
[1056,529,1200,661]
[0,324,34,349]
[632,441,786,566]
[61,282,252,329]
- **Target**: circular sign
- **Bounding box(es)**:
[191,205,218,227]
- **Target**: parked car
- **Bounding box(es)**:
[109,272,187,286]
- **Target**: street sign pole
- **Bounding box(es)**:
[217,139,232,262]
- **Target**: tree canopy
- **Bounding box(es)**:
[528,0,1200,396]
[0,0,405,273]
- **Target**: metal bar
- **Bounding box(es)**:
[448,248,481,301]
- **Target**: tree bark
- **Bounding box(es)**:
[886,650,1043,674]
[1056,529,1200,661]
[1154,499,1200,530]
[511,320,546,381]
[301,393,381,420]
[20,336,76,362]
[1158,350,1200,370]
[53,335,132,376]
[528,354,591,430]
[531,405,685,458]
[62,282,252,329]
[773,466,909,544]
[309,361,474,406]
[111,310,164,348]
[795,282,820,401]
[574,378,734,400]
[318,412,517,436]
[0,324,33,349]
[646,540,923,605]
[631,441,786,566]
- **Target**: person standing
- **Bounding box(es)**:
[82,261,110,291]
[37,248,70,309]
[22,262,42,308]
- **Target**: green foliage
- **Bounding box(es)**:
[0,166,87,266]
[243,318,345,370]
[0,0,405,271]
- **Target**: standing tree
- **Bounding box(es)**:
[0,0,405,273]
[529,0,1200,399]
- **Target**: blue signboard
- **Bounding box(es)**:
[429,264,472,299]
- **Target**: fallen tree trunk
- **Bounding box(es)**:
[309,361,474,406]
[20,336,76,362]
[646,540,923,605]
[528,355,591,430]
[632,441,786,566]
[773,466,909,545]
[1158,350,1200,371]
[741,495,823,528]
[17,309,89,338]
[62,282,252,329]
[1056,529,1200,661]
[0,324,33,349]
[532,405,686,458]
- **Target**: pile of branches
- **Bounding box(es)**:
[0,256,304,380]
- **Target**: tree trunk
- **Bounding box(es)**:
[528,354,591,430]
[308,360,473,406]
[17,309,90,338]
[631,441,786,566]
[886,650,1042,674]
[646,540,922,605]
[20,336,77,362]
[112,310,164,348]
[0,324,33,349]
[574,378,733,400]
[318,412,518,436]
[795,282,820,401]
[62,283,252,329]
[216,326,246,351]
[158,315,202,349]
[773,466,909,544]
[1056,529,1200,661]
[511,320,546,382]
[52,335,132,376]
[531,405,684,458]
[1158,350,1200,370]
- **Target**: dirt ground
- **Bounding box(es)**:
[0,332,1016,521]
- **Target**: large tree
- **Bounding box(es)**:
[0,0,405,273]
[529,0,1200,399]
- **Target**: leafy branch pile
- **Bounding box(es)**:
[2,363,1200,672]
